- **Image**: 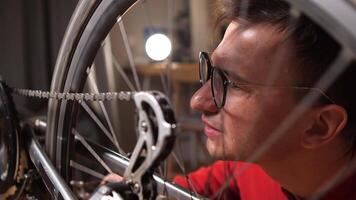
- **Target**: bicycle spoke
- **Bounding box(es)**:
[143,0,175,192]
[101,36,128,156]
[167,0,174,37]
[160,66,171,98]
[141,0,173,97]
[164,0,174,98]
[102,34,136,91]
[141,0,154,28]
[80,101,116,148]
[73,129,113,174]
[117,18,141,91]
[172,148,199,197]
[87,71,125,155]
[158,165,168,197]
[310,162,356,200]
[171,152,186,178]
[70,160,106,180]
[112,54,136,91]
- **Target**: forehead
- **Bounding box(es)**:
[213,21,298,85]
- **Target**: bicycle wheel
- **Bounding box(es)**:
[45,0,356,199]
[46,0,197,199]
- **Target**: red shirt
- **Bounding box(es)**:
[174,161,356,200]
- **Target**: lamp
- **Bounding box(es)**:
[145,33,172,61]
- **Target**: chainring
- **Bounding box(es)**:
[0,80,21,198]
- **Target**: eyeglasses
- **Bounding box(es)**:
[199,51,335,109]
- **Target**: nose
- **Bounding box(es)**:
[190,81,219,113]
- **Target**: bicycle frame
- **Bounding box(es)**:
[25,119,200,200]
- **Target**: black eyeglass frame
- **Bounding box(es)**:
[199,51,336,109]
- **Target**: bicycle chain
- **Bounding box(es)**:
[12,88,134,102]
[3,86,134,199]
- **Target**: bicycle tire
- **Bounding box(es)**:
[46,0,138,187]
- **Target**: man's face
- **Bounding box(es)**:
[191,22,311,164]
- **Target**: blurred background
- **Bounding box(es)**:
[0,0,223,175]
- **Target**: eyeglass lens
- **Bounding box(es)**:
[199,55,209,84]
[212,69,225,108]
[199,53,225,108]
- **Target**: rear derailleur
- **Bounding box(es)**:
[90,91,177,200]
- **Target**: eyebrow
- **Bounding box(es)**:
[221,68,253,84]
[211,51,255,84]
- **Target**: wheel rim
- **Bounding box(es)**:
[46,0,139,191]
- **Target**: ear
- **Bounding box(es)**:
[301,105,348,149]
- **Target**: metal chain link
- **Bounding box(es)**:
[12,88,133,102]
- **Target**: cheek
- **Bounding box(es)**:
[220,96,262,153]
[220,92,298,158]
[222,94,262,138]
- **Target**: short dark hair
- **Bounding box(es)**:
[215,0,356,156]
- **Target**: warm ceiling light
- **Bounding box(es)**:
[145,33,172,61]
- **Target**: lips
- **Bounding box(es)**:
[202,116,222,137]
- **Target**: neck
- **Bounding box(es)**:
[260,144,351,199]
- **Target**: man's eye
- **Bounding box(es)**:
[230,83,243,90]
[222,70,240,82]
[230,81,253,93]
[221,69,230,76]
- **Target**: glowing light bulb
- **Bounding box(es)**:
[145,33,172,61]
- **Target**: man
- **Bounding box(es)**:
[174,0,356,199]
[102,0,356,199]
